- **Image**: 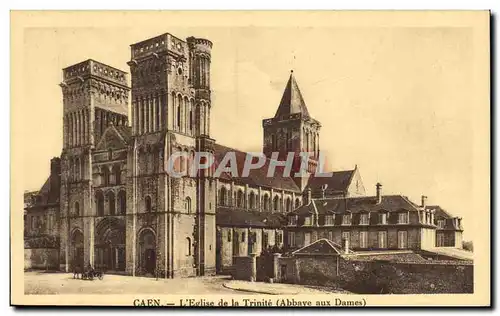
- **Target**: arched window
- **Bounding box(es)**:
[185,197,192,214]
[237,190,244,208]
[113,165,121,185]
[177,95,182,130]
[145,196,152,213]
[74,201,80,217]
[118,190,126,215]
[271,134,276,151]
[286,197,291,212]
[186,237,192,256]
[102,166,110,186]
[273,196,280,212]
[263,195,270,211]
[219,187,227,206]
[96,191,104,216]
[108,191,115,215]
[249,192,256,209]
[295,198,301,208]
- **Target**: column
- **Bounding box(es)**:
[150,97,154,133]
[131,100,136,134]
[158,95,163,130]
[72,113,76,147]
[63,115,68,147]
[152,96,157,132]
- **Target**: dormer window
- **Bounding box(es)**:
[437,219,445,229]
[360,213,369,225]
[288,215,298,226]
[324,215,335,226]
[379,212,387,225]
[304,216,312,226]
[342,214,352,226]
[398,212,409,224]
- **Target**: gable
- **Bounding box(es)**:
[95,125,128,151]
[346,168,366,197]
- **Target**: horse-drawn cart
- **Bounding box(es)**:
[73,267,104,281]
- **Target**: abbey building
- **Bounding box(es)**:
[23,32,465,277]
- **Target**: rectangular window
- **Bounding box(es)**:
[360,213,369,225]
[378,231,387,248]
[262,233,269,249]
[398,212,409,224]
[289,216,297,226]
[379,213,387,225]
[304,232,311,246]
[325,215,335,226]
[436,233,445,247]
[288,232,296,247]
[398,231,408,249]
[438,220,445,229]
[276,232,282,244]
[342,214,351,225]
[342,231,350,244]
[304,216,312,226]
[328,231,334,241]
[360,231,368,248]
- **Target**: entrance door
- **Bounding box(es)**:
[145,249,156,275]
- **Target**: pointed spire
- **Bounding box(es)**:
[274,71,310,119]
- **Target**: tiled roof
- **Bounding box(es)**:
[305,170,355,193]
[95,124,132,151]
[292,238,349,256]
[115,125,132,142]
[213,143,300,192]
[427,205,452,218]
[216,207,287,228]
[290,195,421,216]
[274,72,310,119]
[27,175,60,208]
[95,104,128,116]
[428,205,462,230]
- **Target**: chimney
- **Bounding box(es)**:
[421,195,428,208]
[306,188,312,204]
[376,183,382,204]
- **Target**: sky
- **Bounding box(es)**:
[21,25,476,240]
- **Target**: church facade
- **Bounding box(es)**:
[23,32,464,277]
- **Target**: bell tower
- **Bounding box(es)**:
[262,71,321,191]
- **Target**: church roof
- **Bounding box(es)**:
[26,175,60,209]
[274,72,310,119]
[305,169,356,193]
[213,143,301,192]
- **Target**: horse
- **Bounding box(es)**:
[73,265,82,279]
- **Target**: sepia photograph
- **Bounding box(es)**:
[10,10,490,307]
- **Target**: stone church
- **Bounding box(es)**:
[23,32,464,277]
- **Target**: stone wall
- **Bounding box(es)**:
[24,248,60,270]
[232,256,256,281]
[276,256,473,294]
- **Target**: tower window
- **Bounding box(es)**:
[145,196,152,213]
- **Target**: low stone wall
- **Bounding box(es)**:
[24,248,59,270]
[231,256,256,281]
[276,256,473,294]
